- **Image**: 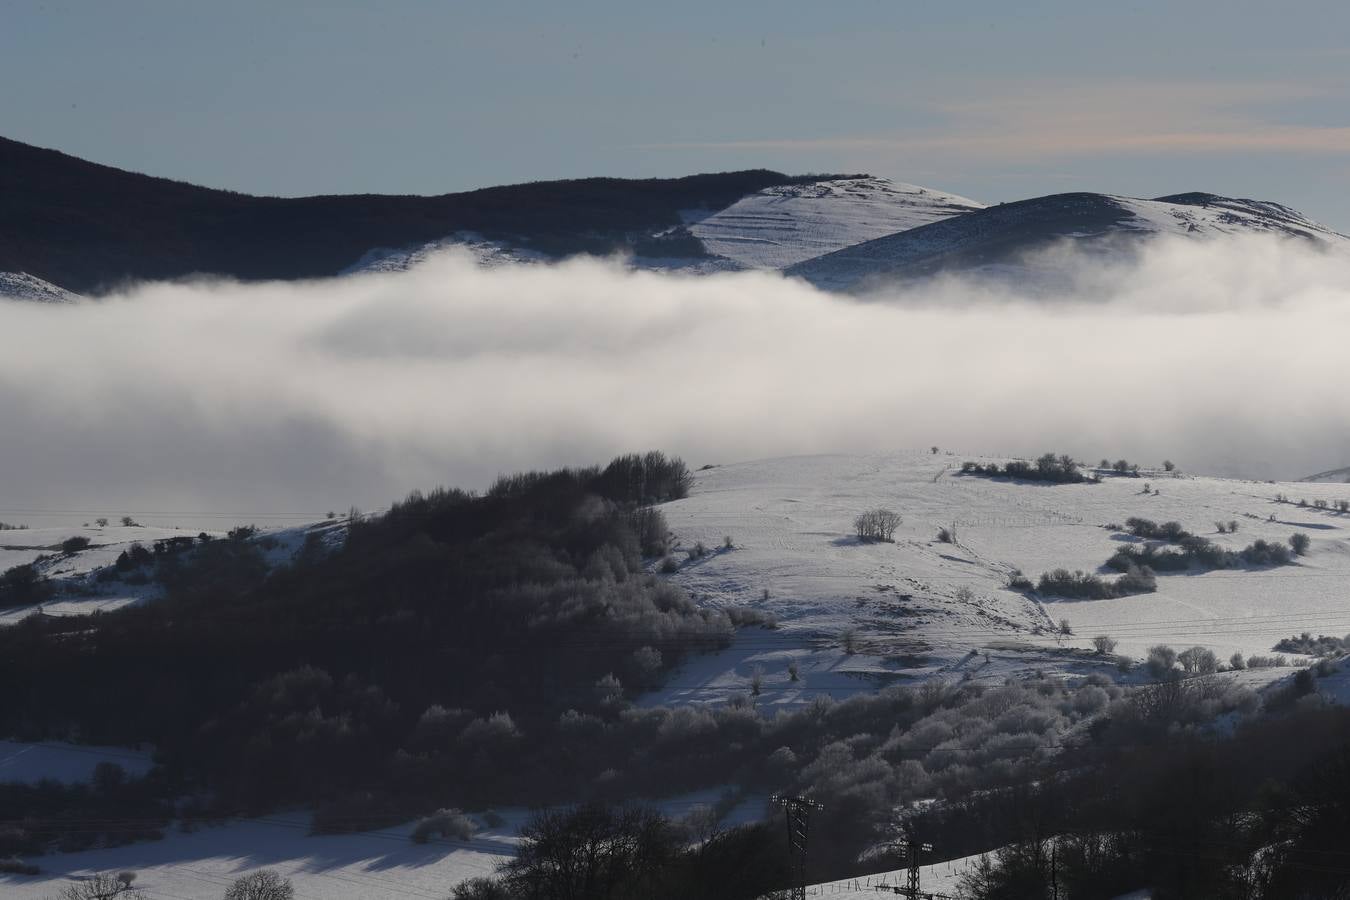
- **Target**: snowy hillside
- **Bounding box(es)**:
[0,520,343,626]
[0,271,78,303]
[344,177,984,276]
[1301,465,1350,484]
[342,232,549,275]
[786,192,1350,291]
[651,453,1350,706]
[688,177,985,270]
[0,791,766,900]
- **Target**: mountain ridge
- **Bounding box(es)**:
[0,135,837,293]
[786,190,1350,291]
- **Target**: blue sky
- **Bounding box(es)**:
[5,1,1350,228]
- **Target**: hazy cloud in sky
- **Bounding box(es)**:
[2,234,1348,524]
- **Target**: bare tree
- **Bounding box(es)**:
[223,870,295,900]
[853,508,902,542]
[1178,646,1218,675]
[55,873,145,900]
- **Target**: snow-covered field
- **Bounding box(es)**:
[654,453,1350,705]
[689,177,984,270]
[0,740,153,784]
[806,852,981,898]
[0,793,767,900]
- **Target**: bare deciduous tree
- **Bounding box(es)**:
[223,870,295,900]
[853,508,902,542]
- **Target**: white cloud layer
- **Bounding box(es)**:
[2,234,1348,523]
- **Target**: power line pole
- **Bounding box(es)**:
[772,794,823,900]
[885,827,935,899]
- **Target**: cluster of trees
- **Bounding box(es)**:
[1105,517,1306,574]
[955,700,1350,899]
[853,508,902,542]
[0,763,168,858]
[0,562,51,608]
[0,452,749,836]
[1275,493,1350,513]
[1037,566,1157,599]
[1273,632,1349,657]
[1099,458,1141,476]
[48,869,294,900]
[960,454,1095,484]
[452,803,788,900]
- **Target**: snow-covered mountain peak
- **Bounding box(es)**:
[688,176,985,270]
[0,271,79,303]
[786,191,1350,292]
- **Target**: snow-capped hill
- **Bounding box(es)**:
[1301,466,1350,484]
[688,176,985,269]
[342,233,548,275]
[0,271,78,303]
[653,452,1350,706]
[1122,192,1348,243]
[786,191,1350,292]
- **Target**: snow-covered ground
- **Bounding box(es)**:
[0,793,767,900]
[806,852,981,898]
[0,520,346,626]
[653,453,1350,705]
[806,854,1152,899]
[6,452,1348,897]
[689,177,984,270]
[0,740,153,784]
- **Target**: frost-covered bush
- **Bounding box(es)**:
[1072,685,1110,715]
[1273,632,1347,657]
[411,808,476,844]
[1092,635,1118,655]
[1146,644,1178,678]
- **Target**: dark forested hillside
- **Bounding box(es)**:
[0,136,828,292]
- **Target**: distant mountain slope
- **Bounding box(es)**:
[0,135,832,293]
[687,176,984,269]
[0,271,79,303]
[786,191,1350,291]
[1300,466,1350,484]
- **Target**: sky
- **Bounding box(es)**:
[4,1,1350,229]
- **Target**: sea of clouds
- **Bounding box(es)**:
[2,233,1347,524]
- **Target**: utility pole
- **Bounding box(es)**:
[886,827,935,899]
[772,794,823,900]
[1050,838,1058,900]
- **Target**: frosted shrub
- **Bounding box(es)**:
[411,808,476,844]
[1146,644,1177,678]
[1073,685,1110,715]
[1092,635,1118,655]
